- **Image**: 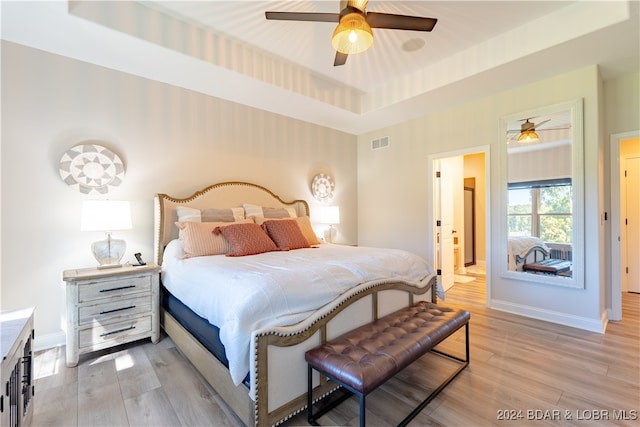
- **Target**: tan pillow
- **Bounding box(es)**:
[243,203,296,218]
[261,219,310,251]
[201,207,244,222]
[295,216,320,245]
[175,219,252,258]
[176,206,244,223]
[214,222,278,257]
[254,216,319,246]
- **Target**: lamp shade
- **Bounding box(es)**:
[318,206,340,225]
[331,12,373,54]
[81,200,132,231]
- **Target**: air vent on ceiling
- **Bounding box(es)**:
[371,136,389,150]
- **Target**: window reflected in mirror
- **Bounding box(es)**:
[506,109,574,279]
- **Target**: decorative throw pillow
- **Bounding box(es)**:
[295,216,320,245]
[261,219,310,251]
[175,221,231,257]
[254,216,319,246]
[175,218,253,257]
[214,222,278,256]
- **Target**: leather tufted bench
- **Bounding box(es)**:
[305,301,470,427]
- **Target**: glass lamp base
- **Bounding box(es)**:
[323,225,336,243]
[91,234,126,269]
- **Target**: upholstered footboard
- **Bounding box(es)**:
[251,277,436,426]
[161,276,436,427]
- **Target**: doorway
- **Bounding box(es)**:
[431,146,489,301]
[610,131,640,320]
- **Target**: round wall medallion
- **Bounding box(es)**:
[59,144,125,194]
[311,173,335,202]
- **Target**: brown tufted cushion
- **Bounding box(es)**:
[305,301,470,395]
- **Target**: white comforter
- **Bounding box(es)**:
[161,240,435,388]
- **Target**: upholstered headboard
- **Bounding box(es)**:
[153,181,310,265]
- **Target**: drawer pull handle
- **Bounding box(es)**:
[99,305,136,315]
[99,285,136,293]
[100,325,136,337]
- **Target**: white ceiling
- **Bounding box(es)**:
[2,1,638,135]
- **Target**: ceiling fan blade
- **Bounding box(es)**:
[534,119,551,129]
[265,11,339,23]
[366,12,437,31]
[334,51,348,66]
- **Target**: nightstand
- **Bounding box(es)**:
[62,263,160,367]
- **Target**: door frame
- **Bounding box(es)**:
[609,130,640,321]
[429,145,491,303]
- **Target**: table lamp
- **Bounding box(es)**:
[318,206,340,243]
[81,200,132,269]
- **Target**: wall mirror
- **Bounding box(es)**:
[500,99,584,288]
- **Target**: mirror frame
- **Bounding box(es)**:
[499,99,584,289]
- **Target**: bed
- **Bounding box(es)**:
[154,182,438,426]
[507,236,551,271]
[507,236,573,276]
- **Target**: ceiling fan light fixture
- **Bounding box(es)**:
[331,12,373,54]
[517,129,540,143]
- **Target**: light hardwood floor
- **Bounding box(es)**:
[32,274,639,426]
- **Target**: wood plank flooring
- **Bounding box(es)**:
[32,274,639,426]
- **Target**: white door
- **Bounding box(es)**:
[625,156,640,293]
[437,158,456,291]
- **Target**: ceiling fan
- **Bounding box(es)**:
[265,0,437,66]
[507,118,570,144]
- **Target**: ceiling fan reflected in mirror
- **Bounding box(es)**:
[265,0,437,66]
[515,119,549,143]
[507,117,574,144]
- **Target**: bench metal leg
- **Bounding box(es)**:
[398,321,470,427]
[307,365,317,426]
[308,365,358,426]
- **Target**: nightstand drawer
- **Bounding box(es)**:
[79,275,151,302]
[79,315,152,349]
[79,295,152,325]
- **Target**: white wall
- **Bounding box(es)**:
[0,41,358,348]
[357,66,617,332]
[507,143,572,183]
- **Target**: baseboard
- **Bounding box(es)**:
[489,299,607,333]
[33,331,66,352]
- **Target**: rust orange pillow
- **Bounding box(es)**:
[254,216,320,246]
[214,222,278,256]
[261,219,310,251]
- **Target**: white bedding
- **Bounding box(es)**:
[161,240,436,388]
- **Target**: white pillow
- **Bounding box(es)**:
[176,206,201,222]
